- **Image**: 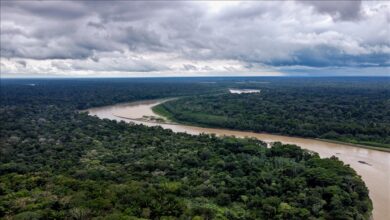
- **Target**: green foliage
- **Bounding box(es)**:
[0,78,373,219]
[158,81,390,148]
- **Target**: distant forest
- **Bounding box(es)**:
[0,78,374,219]
[0,79,372,220]
[156,77,390,149]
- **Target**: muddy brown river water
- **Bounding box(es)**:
[85,99,390,220]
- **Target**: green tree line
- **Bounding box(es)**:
[157,84,390,149]
[0,79,373,219]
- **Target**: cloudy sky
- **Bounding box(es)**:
[1,0,389,77]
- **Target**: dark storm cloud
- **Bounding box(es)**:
[0,0,200,60]
[267,46,390,67]
[183,64,198,71]
[1,0,389,76]
[2,1,87,20]
[16,60,27,67]
[87,22,105,30]
[300,0,363,20]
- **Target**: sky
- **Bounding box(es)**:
[1,0,389,78]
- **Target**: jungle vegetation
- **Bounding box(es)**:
[0,78,373,219]
[156,78,390,149]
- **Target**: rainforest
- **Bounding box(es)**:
[0,78,378,219]
[156,78,390,149]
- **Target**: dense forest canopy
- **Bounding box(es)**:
[0,78,374,219]
[155,77,390,149]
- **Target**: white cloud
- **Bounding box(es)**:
[1,0,389,77]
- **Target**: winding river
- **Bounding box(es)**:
[85,99,390,220]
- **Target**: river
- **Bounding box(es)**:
[85,99,390,220]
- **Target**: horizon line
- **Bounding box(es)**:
[2,75,389,80]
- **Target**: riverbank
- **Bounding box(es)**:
[153,102,390,152]
[85,98,390,220]
[315,138,390,153]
